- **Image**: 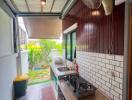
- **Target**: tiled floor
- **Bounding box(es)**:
[16,82,57,100]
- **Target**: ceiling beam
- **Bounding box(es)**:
[16,12,61,17]
[50,0,55,12]
[10,0,19,12]
[61,0,77,19]
[25,0,30,12]
[61,0,69,14]
[0,0,16,18]
[41,3,43,12]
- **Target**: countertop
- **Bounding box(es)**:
[58,80,109,100]
[50,63,109,100]
[50,63,76,78]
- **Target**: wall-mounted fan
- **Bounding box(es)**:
[102,0,114,15]
[81,0,113,15]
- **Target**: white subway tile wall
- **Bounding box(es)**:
[76,51,124,100]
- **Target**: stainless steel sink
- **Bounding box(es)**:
[57,67,69,72]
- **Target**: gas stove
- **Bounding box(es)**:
[62,74,97,99]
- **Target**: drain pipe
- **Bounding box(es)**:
[61,0,77,19]
[123,1,131,100]
[16,18,22,76]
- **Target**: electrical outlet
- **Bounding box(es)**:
[111,72,116,78]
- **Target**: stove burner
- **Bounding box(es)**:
[67,74,97,99]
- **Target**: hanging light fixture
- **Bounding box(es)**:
[91,10,100,16]
[41,0,46,5]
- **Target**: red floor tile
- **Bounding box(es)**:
[17,82,57,100]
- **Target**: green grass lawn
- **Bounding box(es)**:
[27,68,50,85]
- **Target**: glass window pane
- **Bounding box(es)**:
[67,34,71,59]
[62,35,66,49]
[72,32,76,59]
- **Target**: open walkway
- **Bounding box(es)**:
[17,82,57,100]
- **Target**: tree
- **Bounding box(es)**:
[27,39,62,69]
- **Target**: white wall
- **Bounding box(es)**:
[65,51,124,99]
[77,51,124,100]
[0,7,17,100]
[0,7,13,57]
[0,54,17,100]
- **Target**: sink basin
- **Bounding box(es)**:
[57,67,69,72]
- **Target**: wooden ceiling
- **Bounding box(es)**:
[5,0,68,13]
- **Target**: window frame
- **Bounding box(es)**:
[65,30,76,61]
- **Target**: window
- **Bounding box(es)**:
[64,30,76,61]
[67,33,71,60]
[72,32,76,59]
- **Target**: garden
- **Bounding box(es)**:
[24,39,62,85]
